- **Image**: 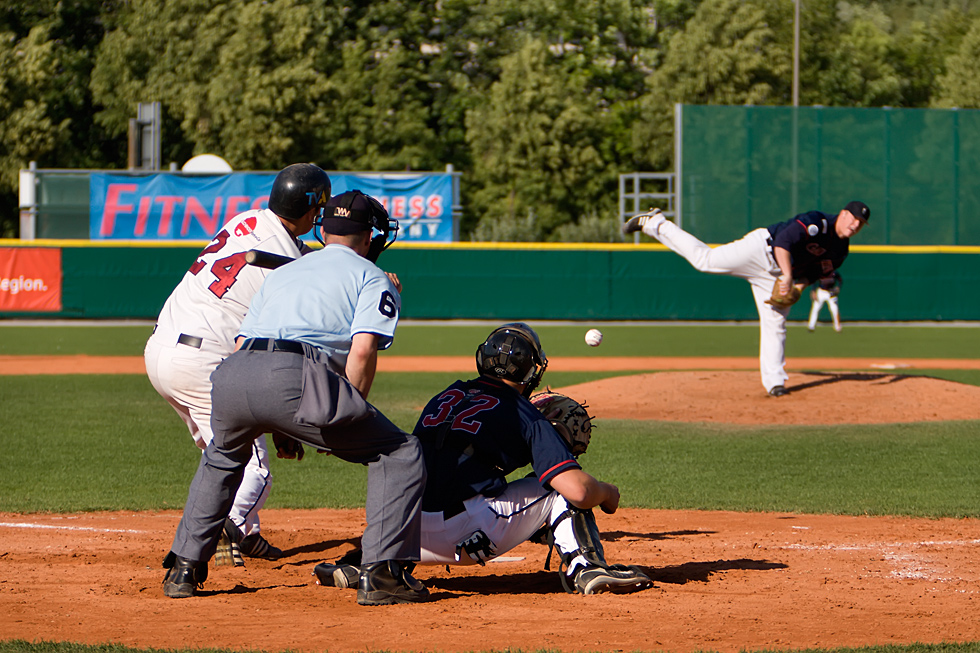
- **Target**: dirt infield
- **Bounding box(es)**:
[3,508,980,653]
[2,355,980,652]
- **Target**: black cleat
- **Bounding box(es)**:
[622,208,666,235]
[314,562,360,589]
[573,564,653,595]
[240,532,283,561]
[357,560,430,605]
[215,518,244,567]
[768,385,788,397]
[163,555,206,598]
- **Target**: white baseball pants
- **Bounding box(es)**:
[808,288,841,331]
[144,331,272,538]
[420,477,591,575]
[652,222,790,392]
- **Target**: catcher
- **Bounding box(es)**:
[315,323,652,595]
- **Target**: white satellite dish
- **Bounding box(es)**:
[181,154,233,173]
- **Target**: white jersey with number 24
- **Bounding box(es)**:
[154,208,304,355]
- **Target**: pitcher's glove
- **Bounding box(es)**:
[764,278,802,307]
[530,392,594,457]
[272,432,305,461]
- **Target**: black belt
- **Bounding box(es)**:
[177,334,203,349]
[240,338,305,354]
[442,501,466,520]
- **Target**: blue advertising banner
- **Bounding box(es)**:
[89,172,455,242]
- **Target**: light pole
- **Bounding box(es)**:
[793,0,800,107]
[792,0,800,214]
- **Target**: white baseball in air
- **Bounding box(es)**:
[585,329,603,347]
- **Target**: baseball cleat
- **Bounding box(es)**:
[573,564,653,595]
[768,385,788,397]
[163,556,205,598]
[215,518,245,567]
[622,208,666,236]
[313,562,360,589]
[240,532,283,561]
[357,560,431,605]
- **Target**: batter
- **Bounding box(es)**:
[145,163,329,558]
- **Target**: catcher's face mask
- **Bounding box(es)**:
[475,322,548,397]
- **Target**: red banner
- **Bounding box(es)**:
[0,248,63,312]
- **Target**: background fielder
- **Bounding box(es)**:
[144,163,330,560]
[808,272,843,332]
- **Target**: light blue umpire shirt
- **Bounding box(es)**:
[238,243,400,372]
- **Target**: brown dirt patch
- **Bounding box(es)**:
[3,508,980,653]
[555,370,980,425]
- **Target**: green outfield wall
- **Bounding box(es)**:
[1,241,978,322]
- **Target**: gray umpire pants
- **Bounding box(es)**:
[168,344,425,565]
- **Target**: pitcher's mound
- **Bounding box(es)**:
[554,371,980,425]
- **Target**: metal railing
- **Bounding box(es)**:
[618,172,676,242]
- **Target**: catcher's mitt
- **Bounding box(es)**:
[530,391,593,456]
[764,278,802,307]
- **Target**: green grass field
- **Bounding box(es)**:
[1,322,978,653]
[1,322,979,358]
[1,323,978,516]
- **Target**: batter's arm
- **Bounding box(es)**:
[346,332,380,399]
[550,468,621,515]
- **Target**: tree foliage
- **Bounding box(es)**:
[1,0,979,240]
[932,15,980,107]
[0,0,119,236]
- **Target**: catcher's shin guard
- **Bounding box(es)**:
[548,507,652,594]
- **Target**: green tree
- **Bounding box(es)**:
[0,0,118,237]
[813,3,905,107]
[444,0,671,237]
[932,16,980,107]
[92,0,346,170]
[465,39,610,240]
[632,0,791,171]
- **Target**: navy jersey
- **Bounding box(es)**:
[413,376,580,513]
[767,210,849,284]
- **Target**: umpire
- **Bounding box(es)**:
[162,190,430,606]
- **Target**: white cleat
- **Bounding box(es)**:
[622,208,666,237]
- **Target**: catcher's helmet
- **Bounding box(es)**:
[268,163,331,221]
[316,190,399,262]
[476,322,548,397]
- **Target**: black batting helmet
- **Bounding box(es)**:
[317,190,399,263]
[268,163,331,221]
[475,322,548,397]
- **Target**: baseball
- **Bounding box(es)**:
[584,328,603,347]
